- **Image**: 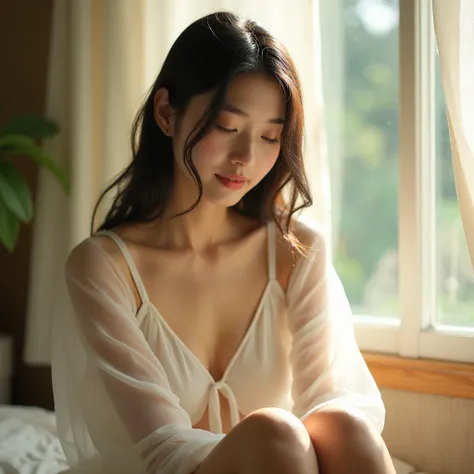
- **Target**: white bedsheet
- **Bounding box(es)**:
[0,405,68,474]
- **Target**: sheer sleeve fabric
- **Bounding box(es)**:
[51,238,224,474]
[286,228,385,433]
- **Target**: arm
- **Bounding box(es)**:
[286,222,385,434]
[51,238,224,474]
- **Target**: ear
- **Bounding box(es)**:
[153,88,175,136]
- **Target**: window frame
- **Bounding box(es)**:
[321,0,474,364]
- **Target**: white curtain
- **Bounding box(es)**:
[432,0,474,271]
[23,0,329,365]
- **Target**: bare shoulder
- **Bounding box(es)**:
[274,215,327,290]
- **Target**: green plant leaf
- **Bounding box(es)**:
[0,115,59,139]
[0,195,20,252]
[0,134,70,193]
[0,161,33,222]
[0,133,35,150]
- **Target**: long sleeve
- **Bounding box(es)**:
[51,238,225,474]
[286,226,385,433]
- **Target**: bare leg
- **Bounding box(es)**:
[195,407,319,474]
[303,407,396,474]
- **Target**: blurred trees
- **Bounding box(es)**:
[332,0,474,324]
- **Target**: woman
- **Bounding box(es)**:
[51,11,395,474]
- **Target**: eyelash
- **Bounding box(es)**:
[215,125,280,144]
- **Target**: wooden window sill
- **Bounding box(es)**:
[363,352,474,399]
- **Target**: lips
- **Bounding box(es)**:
[217,174,248,182]
[215,174,248,190]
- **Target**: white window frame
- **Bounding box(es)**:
[320,0,474,363]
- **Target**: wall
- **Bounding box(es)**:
[382,388,474,474]
[0,0,54,410]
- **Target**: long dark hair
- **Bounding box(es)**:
[91,11,313,249]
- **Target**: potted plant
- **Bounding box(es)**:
[0,115,69,252]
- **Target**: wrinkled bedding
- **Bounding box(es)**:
[0,405,68,474]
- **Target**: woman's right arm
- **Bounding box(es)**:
[51,238,225,474]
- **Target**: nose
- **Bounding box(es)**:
[229,133,254,166]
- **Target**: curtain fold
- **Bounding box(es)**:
[23,0,329,366]
[432,0,474,271]
[23,0,148,365]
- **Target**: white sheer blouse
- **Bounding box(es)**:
[51,220,385,474]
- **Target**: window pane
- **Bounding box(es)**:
[324,0,400,317]
[435,53,474,328]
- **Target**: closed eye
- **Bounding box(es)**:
[216,125,280,144]
[262,137,280,144]
[216,124,237,133]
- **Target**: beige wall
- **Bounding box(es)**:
[382,388,474,474]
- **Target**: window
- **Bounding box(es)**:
[320,0,474,362]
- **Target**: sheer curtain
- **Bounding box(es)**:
[432,0,474,271]
[23,0,149,365]
[23,0,329,365]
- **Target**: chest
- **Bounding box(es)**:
[138,284,292,432]
[134,244,272,381]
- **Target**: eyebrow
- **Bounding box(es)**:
[222,103,285,125]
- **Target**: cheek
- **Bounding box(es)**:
[256,147,280,176]
[191,135,226,171]
[172,134,219,176]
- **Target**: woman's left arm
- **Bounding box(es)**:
[286,223,385,435]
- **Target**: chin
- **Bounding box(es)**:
[208,195,244,208]
[202,189,247,208]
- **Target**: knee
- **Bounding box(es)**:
[238,407,315,457]
[196,408,319,474]
[307,408,394,472]
[314,407,381,448]
[236,408,318,473]
[326,408,383,449]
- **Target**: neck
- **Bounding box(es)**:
[158,202,235,252]
[147,169,251,252]
[149,173,240,251]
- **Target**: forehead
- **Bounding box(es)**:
[224,73,286,117]
[180,73,286,129]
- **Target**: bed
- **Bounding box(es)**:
[0,405,68,474]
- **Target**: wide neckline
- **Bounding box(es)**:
[137,279,285,385]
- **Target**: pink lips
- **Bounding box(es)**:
[216,174,248,190]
